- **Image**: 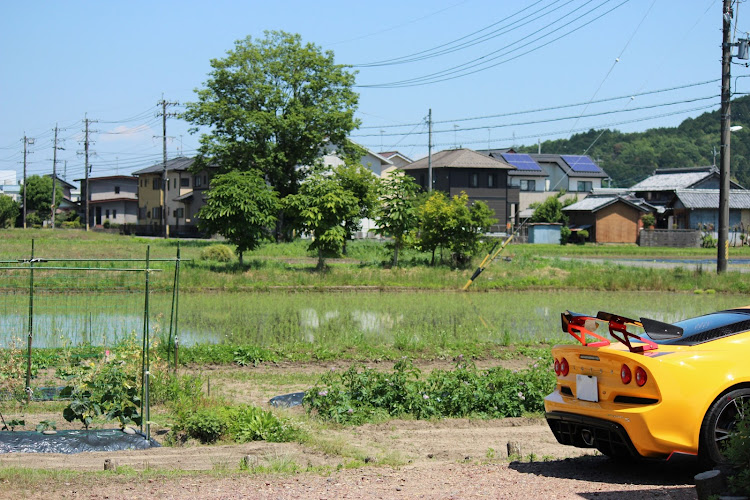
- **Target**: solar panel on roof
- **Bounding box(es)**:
[561,155,602,173]
[501,153,542,171]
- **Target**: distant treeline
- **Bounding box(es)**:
[518,95,750,189]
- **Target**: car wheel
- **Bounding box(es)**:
[699,388,750,466]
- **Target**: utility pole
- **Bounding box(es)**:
[718,0,732,273]
[81,114,98,232]
[157,97,179,238]
[22,136,34,229]
[428,109,433,192]
[51,124,63,229]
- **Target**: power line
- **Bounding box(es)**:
[352,0,558,67]
[358,0,630,88]
[352,95,718,138]
[358,79,719,130]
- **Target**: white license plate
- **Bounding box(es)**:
[576,375,599,402]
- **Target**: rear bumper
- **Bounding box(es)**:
[545,411,641,458]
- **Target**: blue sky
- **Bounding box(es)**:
[0,1,742,185]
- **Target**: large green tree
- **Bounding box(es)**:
[0,196,20,228]
[283,171,360,270]
[372,172,420,267]
[197,170,279,264]
[183,30,360,237]
[332,161,378,253]
[21,175,63,216]
[417,191,496,266]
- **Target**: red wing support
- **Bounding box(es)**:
[561,311,610,347]
[596,311,658,353]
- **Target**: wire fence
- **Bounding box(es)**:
[0,240,184,440]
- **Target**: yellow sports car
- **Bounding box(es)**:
[544,306,750,465]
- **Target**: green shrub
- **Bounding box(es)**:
[185,409,228,443]
[641,213,656,228]
[233,346,278,367]
[560,226,571,245]
[304,356,555,424]
[200,244,235,262]
[725,407,750,495]
[228,405,300,443]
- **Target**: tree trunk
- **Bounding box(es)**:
[317,248,325,270]
[238,250,244,266]
[392,241,400,267]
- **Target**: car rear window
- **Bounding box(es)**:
[652,310,750,345]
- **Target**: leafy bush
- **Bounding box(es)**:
[199,244,236,262]
[560,226,571,245]
[725,407,750,495]
[229,405,300,443]
[641,213,656,228]
[61,360,142,429]
[304,356,555,424]
[185,409,227,443]
[178,404,300,444]
[233,346,278,367]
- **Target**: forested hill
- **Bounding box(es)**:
[517,95,750,189]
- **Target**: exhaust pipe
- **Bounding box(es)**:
[581,428,595,446]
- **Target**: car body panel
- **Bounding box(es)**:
[544,309,750,459]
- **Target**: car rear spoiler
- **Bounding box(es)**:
[561,310,680,353]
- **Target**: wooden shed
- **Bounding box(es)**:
[562,195,652,244]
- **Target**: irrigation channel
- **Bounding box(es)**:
[2,289,747,349]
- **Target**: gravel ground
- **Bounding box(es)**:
[1,456,699,499]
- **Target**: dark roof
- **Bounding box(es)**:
[74,175,138,183]
[531,154,607,179]
[674,189,750,209]
[132,157,195,175]
[45,174,77,190]
[401,148,515,170]
[563,194,651,213]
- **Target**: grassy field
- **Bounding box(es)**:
[2,228,750,293]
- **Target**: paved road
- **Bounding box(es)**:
[558,256,750,273]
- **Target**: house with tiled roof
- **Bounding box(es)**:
[378,151,412,177]
[76,175,138,227]
[671,189,750,232]
[132,157,214,237]
[400,148,519,231]
[476,150,608,214]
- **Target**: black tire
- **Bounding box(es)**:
[699,388,750,467]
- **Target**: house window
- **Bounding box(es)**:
[173,178,177,189]
[112,210,117,219]
[469,173,479,188]
[173,208,184,218]
[194,175,202,188]
[152,178,161,190]
[488,173,496,188]
[139,207,147,219]
[114,186,120,194]
[520,180,536,191]
[577,181,592,192]
[181,177,190,187]
[203,175,207,186]
[152,207,161,219]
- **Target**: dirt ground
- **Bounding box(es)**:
[0,359,702,499]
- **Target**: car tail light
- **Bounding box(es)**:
[635,367,647,386]
[560,358,569,376]
[621,364,632,384]
[554,359,561,376]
